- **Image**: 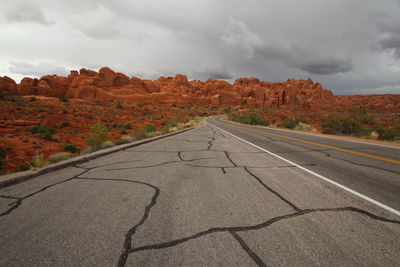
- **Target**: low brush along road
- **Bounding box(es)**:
[1,116,399,266]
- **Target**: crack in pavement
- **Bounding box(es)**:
[2,125,399,266]
[184,164,315,169]
[72,177,160,267]
[76,160,143,170]
[284,141,400,176]
[244,167,301,212]
[0,194,20,200]
[224,151,238,167]
[207,137,216,151]
[106,156,216,171]
[127,206,400,266]
[0,168,90,217]
[230,231,266,267]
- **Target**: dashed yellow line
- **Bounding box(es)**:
[218,119,400,164]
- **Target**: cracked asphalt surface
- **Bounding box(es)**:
[0,122,399,266]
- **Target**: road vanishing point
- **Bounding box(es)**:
[1,116,399,266]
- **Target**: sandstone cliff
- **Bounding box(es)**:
[1,67,398,111]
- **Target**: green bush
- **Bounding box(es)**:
[63,144,78,153]
[131,129,148,141]
[18,163,30,172]
[59,98,69,102]
[278,119,296,129]
[160,117,181,133]
[375,126,400,141]
[60,121,70,127]
[0,148,5,169]
[115,138,131,145]
[228,112,268,126]
[48,152,72,163]
[28,126,56,141]
[86,122,109,149]
[144,125,156,132]
[321,115,364,136]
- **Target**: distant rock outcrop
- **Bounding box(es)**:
[1,67,399,112]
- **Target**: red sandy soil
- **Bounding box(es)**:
[0,96,215,175]
[1,67,399,175]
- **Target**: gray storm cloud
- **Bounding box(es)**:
[0,0,399,94]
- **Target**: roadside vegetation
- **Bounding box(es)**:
[226,106,400,142]
[12,117,204,173]
[227,112,268,126]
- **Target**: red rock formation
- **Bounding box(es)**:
[1,67,398,112]
[0,76,17,94]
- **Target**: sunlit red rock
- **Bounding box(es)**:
[2,67,399,112]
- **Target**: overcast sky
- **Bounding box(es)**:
[1,0,400,95]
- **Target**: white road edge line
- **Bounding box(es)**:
[207,120,400,217]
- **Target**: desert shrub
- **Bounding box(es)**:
[18,163,30,172]
[59,98,69,102]
[0,93,5,101]
[224,107,233,113]
[131,129,148,140]
[9,96,22,102]
[48,152,71,164]
[321,115,364,136]
[30,153,46,169]
[115,138,131,145]
[228,112,268,126]
[115,101,124,110]
[60,121,70,127]
[63,144,78,153]
[0,148,5,169]
[28,126,56,141]
[144,124,156,132]
[100,140,115,149]
[161,117,180,132]
[29,97,37,102]
[37,108,46,113]
[294,122,311,131]
[86,122,109,149]
[171,103,177,107]
[278,118,304,129]
[124,123,132,129]
[374,126,400,141]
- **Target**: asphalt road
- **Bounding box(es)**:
[0,121,399,266]
[208,116,400,212]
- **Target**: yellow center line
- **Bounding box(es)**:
[218,119,400,165]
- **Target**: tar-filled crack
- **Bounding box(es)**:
[0,168,90,217]
[127,206,399,266]
[244,167,301,211]
[71,177,160,267]
[285,141,400,176]
[107,156,215,171]
[2,125,399,267]
[224,151,238,167]
[76,160,143,170]
[0,194,20,200]
[207,137,216,151]
[230,231,266,267]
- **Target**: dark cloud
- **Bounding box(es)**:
[380,35,400,59]
[0,0,400,94]
[1,0,50,24]
[9,61,68,77]
[190,63,233,80]
[292,57,353,75]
